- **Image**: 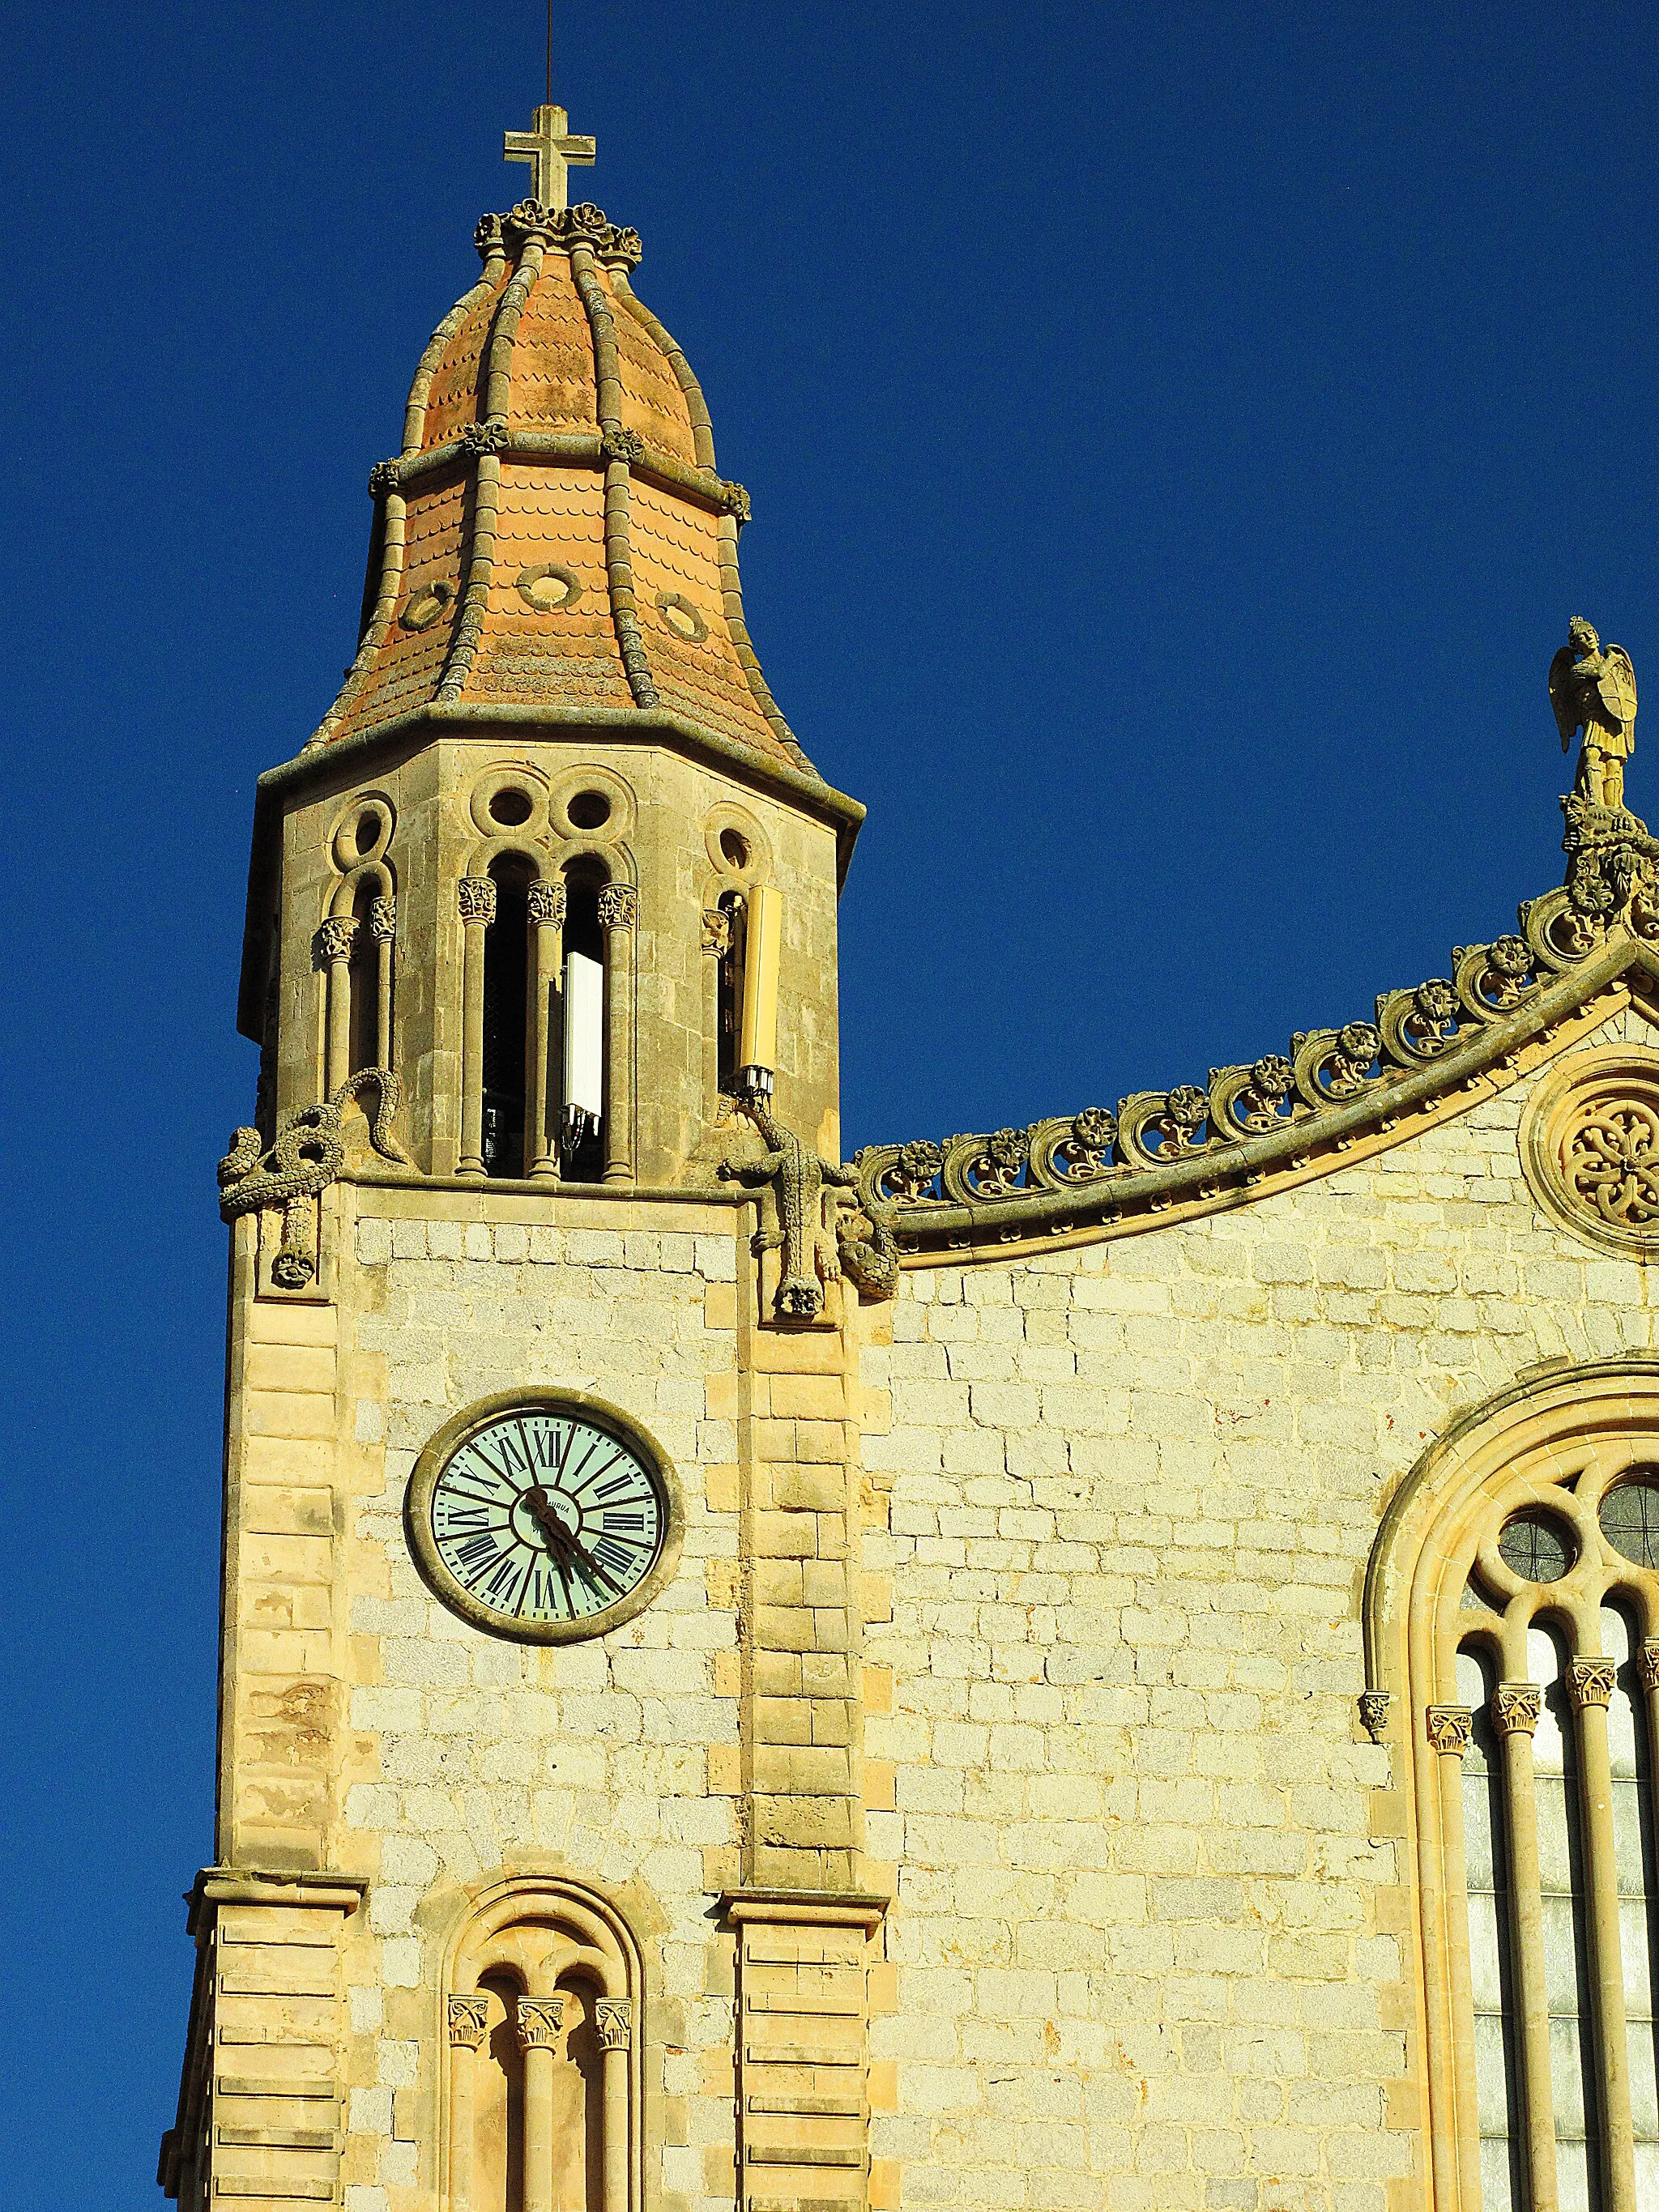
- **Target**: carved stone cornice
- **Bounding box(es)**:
[1426,1705,1473,1755]
[1494,1682,1542,1737]
[1569,1657,1616,1710]
[594,1997,632,2052]
[597,884,637,931]
[527,878,567,927]
[447,1994,489,2050]
[514,1997,565,2050]
[458,876,497,927]
[853,882,1659,1263]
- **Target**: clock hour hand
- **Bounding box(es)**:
[524,1484,623,1596]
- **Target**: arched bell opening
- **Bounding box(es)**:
[482,856,532,1178]
[560,859,608,1185]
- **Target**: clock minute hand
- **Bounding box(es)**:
[561,1526,624,1597]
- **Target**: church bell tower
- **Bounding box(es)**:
[163,101,899,2212]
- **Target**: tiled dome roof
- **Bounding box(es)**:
[308,199,813,780]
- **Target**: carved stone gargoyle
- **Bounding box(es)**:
[219,1067,409,1288]
[717,1099,898,1319]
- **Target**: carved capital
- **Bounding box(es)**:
[594,1997,633,2052]
[1426,1704,1473,1755]
[1640,1639,1659,1693]
[514,1996,565,2051]
[597,884,637,931]
[447,1993,490,2050]
[1357,1690,1392,1744]
[315,916,358,965]
[527,878,567,927]
[1569,1656,1616,1710]
[458,876,497,927]
[369,893,396,943]
[702,906,731,957]
[600,427,645,467]
[1494,1682,1542,1737]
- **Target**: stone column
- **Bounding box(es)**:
[1492,1681,1557,2210]
[527,877,565,1179]
[701,906,730,1116]
[457,876,497,1177]
[597,884,636,1185]
[446,1993,490,2212]
[317,918,357,1093]
[369,893,396,1070]
[1570,1654,1636,2210]
[515,1995,564,2212]
[1426,1703,1482,2210]
[594,1997,632,2212]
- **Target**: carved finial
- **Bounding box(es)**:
[504,104,595,213]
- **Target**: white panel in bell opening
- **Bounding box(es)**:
[563,951,604,1126]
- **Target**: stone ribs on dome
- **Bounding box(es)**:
[305,199,822,796]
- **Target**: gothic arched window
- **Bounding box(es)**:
[443,1877,642,2212]
[1365,1360,1659,2211]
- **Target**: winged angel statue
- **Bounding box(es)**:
[1550,616,1638,811]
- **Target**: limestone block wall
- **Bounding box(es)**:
[329,1191,749,2212]
[858,1007,1659,2212]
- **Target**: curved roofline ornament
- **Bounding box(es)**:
[856,622,1659,1264]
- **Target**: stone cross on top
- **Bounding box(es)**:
[504,104,596,211]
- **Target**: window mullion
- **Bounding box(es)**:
[1572,1654,1639,2210]
[1493,1681,1560,2209]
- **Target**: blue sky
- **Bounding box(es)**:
[6,4,1658,2199]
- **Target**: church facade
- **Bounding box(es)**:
[160,107,1659,2212]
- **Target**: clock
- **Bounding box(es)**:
[405,1390,681,1643]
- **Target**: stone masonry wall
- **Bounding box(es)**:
[332,1195,748,2212]
[858,1007,1659,2212]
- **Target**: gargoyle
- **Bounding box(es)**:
[719,1099,897,1317]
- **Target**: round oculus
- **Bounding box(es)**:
[406,1392,680,1642]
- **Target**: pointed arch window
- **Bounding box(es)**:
[1367,1362,1659,2211]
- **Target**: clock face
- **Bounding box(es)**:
[406,1396,678,1643]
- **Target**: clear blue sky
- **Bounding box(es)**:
[5,4,1657,2200]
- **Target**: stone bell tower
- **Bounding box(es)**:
[164,100,900,2212]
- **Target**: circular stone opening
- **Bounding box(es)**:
[567,791,612,831]
[719,828,750,869]
[1600,1475,1659,1568]
[488,788,533,828]
[355,809,381,857]
[1497,1508,1576,1584]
